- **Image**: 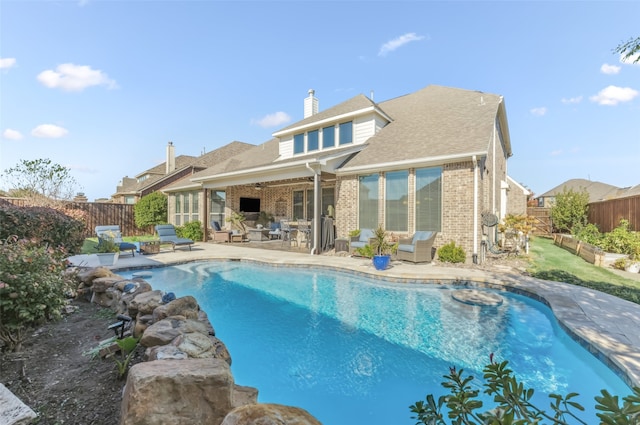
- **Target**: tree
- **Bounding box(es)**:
[134,191,168,228]
[2,158,80,205]
[550,187,590,234]
[615,36,640,64]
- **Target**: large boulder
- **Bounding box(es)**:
[120,359,235,425]
[153,296,200,321]
[77,267,117,285]
[129,290,164,317]
[174,332,231,364]
[221,403,322,425]
[140,317,210,348]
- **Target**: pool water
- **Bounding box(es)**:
[121,261,631,424]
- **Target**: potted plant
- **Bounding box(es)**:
[369,225,398,271]
[256,211,274,229]
[96,235,120,266]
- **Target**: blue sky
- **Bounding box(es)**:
[1,1,638,201]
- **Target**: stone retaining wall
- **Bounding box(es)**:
[75,267,322,425]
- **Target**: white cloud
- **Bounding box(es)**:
[530,107,547,116]
[252,111,291,128]
[378,33,426,57]
[561,96,583,104]
[600,63,621,75]
[550,149,563,156]
[0,57,16,69]
[2,129,23,140]
[590,85,639,106]
[31,124,69,138]
[37,63,117,92]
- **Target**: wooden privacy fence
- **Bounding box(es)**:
[526,207,552,235]
[588,195,640,233]
[2,198,152,238]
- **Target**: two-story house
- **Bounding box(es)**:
[162,84,517,262]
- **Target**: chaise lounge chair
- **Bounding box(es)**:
[396,231,437,263]
[155,224,194,251]
[95,225,136,256]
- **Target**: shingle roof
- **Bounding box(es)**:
[538,179,620,202]
[341,85,504,168]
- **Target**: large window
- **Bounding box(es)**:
[174,191,200,225]
[415,167,442,231]
[294,133,304,154]
[358,174,379,229]
[293,190,304,220]
[209,190,226,228]
[308,130,319,152]
[339,121,353,145]
[322,125,335,149]
[385,171,408,232]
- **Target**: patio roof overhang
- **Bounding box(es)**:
[193,145,364,189]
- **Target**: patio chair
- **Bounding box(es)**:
[155,224,194,251]
[211,220,232,243]
[281,220,298,247]
[95,225,136,256]
[349,228,375,254]
[268,221,282,240]
[396,231,437,263]
[230,229,246,243]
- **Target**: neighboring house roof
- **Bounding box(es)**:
[537,179,621,203]
[113,141,254,197]
[164,84,511,191]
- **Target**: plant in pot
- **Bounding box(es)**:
[96,235,120,266]
[226,211,247,235]
[369,225,398,271]
[256,211,274,229]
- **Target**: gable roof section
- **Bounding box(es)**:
[339,85,506,172]
[538,178,620,202]
[273,94,382,136]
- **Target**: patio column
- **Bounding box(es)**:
[306,162,322,255]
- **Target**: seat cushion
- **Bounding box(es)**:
[212,221,222,231]
[350,241,367,249]
[412,231,433,244]
[359,228,374,242]
[398,243,415,253]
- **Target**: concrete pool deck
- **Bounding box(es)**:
[69,241,640,389]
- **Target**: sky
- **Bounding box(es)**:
[1,1,638,201]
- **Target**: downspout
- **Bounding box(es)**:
[472,155,479,264]
[305,162,321,255]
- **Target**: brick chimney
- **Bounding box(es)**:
[304,89,318,118]
[166,141,175,174]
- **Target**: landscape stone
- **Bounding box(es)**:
[128,290,164,316]
[120,359,234,425]
[0,383,37,425]
[221,403,322,425]
[77,267,117,285]
[153,296,200,321]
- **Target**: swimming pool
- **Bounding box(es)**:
[121,261,631,424]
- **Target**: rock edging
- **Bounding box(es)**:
[75,266,321,425]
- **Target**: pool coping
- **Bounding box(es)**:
[69,242,640,389]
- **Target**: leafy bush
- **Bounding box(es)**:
[176,220,203,241]
[411,357,640,425]
[550,187,589,233]
[572,222,602,246]
[134,192,168,228]
[437,241,466,263]
[600,219,640,256]
[0,201,85,254]
[0,236,74,352]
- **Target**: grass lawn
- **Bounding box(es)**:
[527,236,640,304]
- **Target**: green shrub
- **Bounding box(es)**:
[0,236,74,352]
[550,187,589,233]
[411,357,640,425]
[437,241,466,263]
[176,220,203,241]
[572,222,602,246]
[600,219,640,256]
[0,201,85,254]
[134,192,168,228]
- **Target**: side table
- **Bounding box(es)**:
[139,241,160,255]
[335,238,349,253]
